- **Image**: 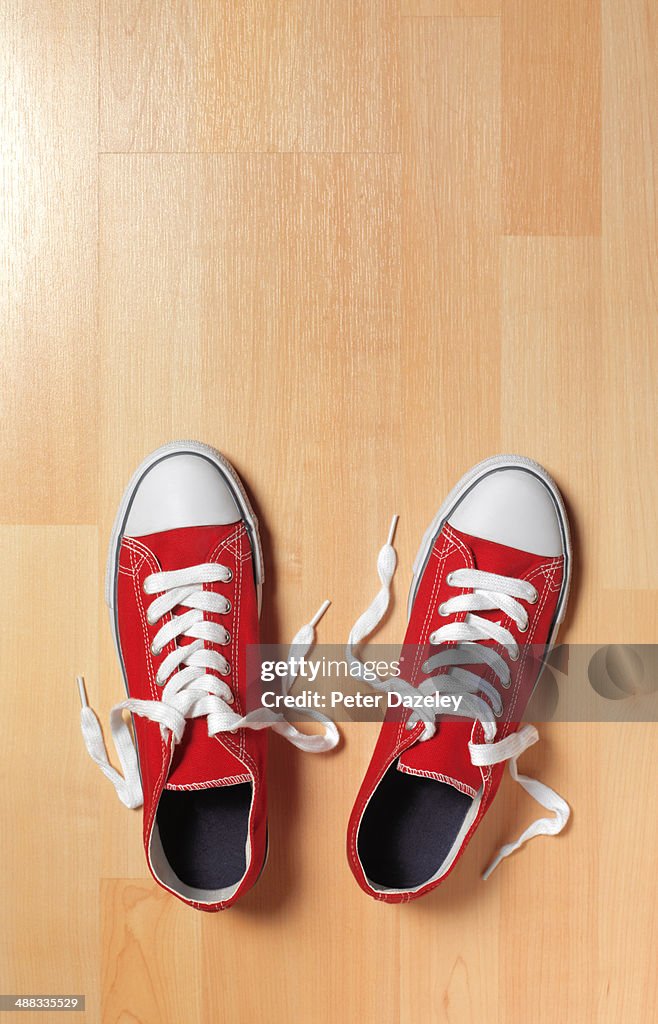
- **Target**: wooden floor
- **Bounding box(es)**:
[1,2,656,1022]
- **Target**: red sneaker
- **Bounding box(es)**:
[346,455,571,902]
[78,442,337,911]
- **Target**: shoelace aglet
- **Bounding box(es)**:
[76,675,89,709]
[387,515,399,546]
[310,599,331,628]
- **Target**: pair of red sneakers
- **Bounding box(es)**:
[78,442,570,910]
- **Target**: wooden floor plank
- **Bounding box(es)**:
[499,723,601,1022]
[0,1,98,523]
[400,14,502,550]
[101,881,201,1024]
[597,723,658,1021]
[402,2,500,15]
[98,152,401,642]
[601,0,658,589]
[502,0,601,235]
[501,237,605,639]
[100,1,399,153]
[0,527,100,1022]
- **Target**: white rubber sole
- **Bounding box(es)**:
[407,454,572,649]
[105,441,264,664]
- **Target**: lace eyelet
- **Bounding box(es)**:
[519,620,529,634]
[223,662,232,675]
[527,588,539,604]
[223,568,233,583]
[220,631,231,646]
[509,649,519,663]
[446,572,456,586]
[150,643,160,656]
[223,599,232,614]
[438,603,448,617]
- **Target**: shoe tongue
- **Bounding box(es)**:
[396,721,481,796]
[396,525,546,796]
[165,721,251,790]
[135,523,253,789]
[131,523,237,571]
[454,526,545,578]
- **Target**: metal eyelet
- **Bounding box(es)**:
[150,643,160,656]
[446,572,456,585]
[509,649,520,662]
[223,599,232,614]
[223,568,233,583]
[519,620,529,633]
[438,603,448,616]
[220,630,231,646]
[528,588,539,604]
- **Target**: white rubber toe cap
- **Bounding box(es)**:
[448,467,564,557]
[124,453,242,537]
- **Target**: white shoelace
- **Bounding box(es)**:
[347,518,570,878]
[78,563,339,809]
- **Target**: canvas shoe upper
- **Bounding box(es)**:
[78,441,337,911]
[346,455,571,902]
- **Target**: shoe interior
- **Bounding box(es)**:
[150,783,253,903]
[357,762,474,891]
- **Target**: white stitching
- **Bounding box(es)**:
[396,762,477,798]
[165,773,251,791]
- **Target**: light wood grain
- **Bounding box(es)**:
[400,14,501,521]
[0,1,98,523]
[403,1,500,15]
[601,0,658,590]
[503,0,601,235]
[100,1,399,153]
[1,1,657,1022]
[0,528,100,1020]
[501,236,604,639]
[101,881,201,1023]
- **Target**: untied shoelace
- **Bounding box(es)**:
[346,517,570,878]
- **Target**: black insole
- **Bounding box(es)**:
[357,762,472,890]
[157,784,251,891]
